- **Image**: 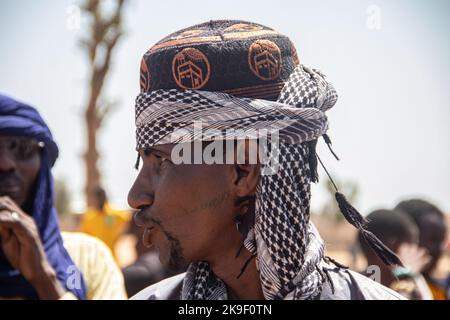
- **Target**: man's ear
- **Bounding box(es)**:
[231,140,261,197]
[233,163,260,197]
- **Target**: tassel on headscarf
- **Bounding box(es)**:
[308,139,319,183]
[322,134,340,161]
[335,192,403,266]
[315,134,403,267]
[308,135,340,183]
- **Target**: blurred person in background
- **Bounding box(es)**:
[80,186,131,258]
[395,199,449,299]
[357,209,433,299]
[62,231,127,299]
[0,94,127,300]
[0,94,86,299]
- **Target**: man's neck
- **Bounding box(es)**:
[208,241,265,300]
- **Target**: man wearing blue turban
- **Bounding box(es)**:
[0,94,86,299]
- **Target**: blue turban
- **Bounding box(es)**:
[0,94,86,299]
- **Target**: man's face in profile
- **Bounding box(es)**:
[128,143,243,270]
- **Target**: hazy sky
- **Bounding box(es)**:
[0,0,449,214]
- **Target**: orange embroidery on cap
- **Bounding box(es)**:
[169,29,204,40]
[248,40,281,81]
[224,23,264,32]
[172,48,210,89]
[140,58,150,92]
[224,30,281,41]
[148,30,282,53]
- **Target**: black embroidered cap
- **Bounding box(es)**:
[139,20,300,101]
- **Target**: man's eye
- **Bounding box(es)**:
[160,156,171,164]
[16,143,38,159]
[141,149,171,165]
[8,140,18,150]
[17,145,33,158]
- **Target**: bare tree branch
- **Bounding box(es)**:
[81,0,127,206]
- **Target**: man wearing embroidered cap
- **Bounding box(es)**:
[129,20,404,300]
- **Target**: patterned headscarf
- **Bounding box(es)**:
[134,20,400,300]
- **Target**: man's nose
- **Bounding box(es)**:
[127,171,155,210]
[0,149,17,172]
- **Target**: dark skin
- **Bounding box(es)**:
[129,143,265,300]
[0,137,39,207]
[0,136,66,299]
[416,215,447,277]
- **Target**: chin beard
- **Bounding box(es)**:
[167,244,188,271]
[163,230,188,272]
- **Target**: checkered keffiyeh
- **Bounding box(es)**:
[134,64,338,300]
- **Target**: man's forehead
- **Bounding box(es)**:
[153,144,174,153]
[140,144,174,154]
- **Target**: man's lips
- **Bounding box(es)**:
[134,208,160,247]
[0,176,23,196]
[0,184,21,198]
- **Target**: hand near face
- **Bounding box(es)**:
[0,196,66,299]
[396,243,431,274]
